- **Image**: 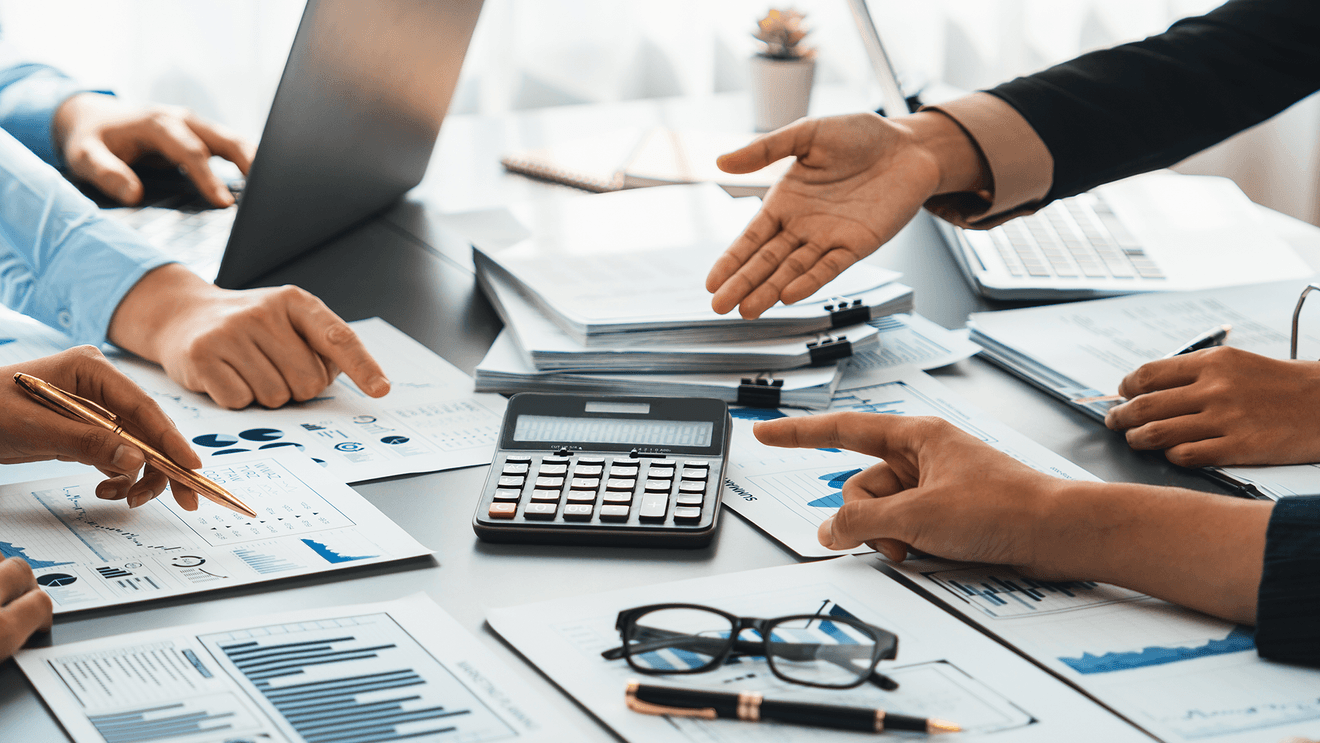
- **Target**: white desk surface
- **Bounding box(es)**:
[1,87,1283,742]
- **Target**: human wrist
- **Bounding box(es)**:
[897,110,991,197]
[106,263,216,363]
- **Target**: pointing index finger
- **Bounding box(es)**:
[753,412,919,460]
[287,293,390,398]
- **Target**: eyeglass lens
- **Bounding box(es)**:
[624,607,879,687]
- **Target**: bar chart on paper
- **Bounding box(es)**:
[922,565,1146,619]
[19,596,567,743]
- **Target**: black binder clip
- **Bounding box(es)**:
[807,334,853,366]
[737,376,783,407]
[825,298,870,328]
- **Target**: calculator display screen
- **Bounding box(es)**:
[513,415,714,448]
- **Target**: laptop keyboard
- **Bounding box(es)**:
[101,185,240,277]
[986,194,1165,280]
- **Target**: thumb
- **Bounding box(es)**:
[716,119,814,174]
[71,138,144,205]
[820,492,912,552]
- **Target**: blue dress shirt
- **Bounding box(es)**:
[0,63,170,346]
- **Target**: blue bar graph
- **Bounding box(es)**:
[234,548,302,574]
[925,566,1144,618]
[220,634,473,742]
[87,702,234,743]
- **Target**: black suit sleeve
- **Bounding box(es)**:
[984,0,1320,204]
[1255,495,1320,666]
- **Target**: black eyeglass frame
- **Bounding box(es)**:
[602,602,900,690]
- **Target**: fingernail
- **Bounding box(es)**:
[112,444,144,472]
[127,493,146,509]
[96,482,114,499]
[820,516,836,549]
[371,376,390,395]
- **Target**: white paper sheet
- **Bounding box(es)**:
[0,312,505,485]
[0,449,429,613]
[487,558,1140,742]
[17,593,578,743]
[884,555,1320,743]
[722,366,1101,558]
[855,313,980,371]
[111,318,506,484]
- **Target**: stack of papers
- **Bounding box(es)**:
[967,280,1320,498]
[473,184,914,347]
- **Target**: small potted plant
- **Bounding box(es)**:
[749,8,815,132]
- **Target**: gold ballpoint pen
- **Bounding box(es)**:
[13,373,258,518]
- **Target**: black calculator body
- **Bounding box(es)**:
[472,394,731,548]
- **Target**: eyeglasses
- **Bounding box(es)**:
[601,603,900,690]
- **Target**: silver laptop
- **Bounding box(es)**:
[847,0,1312,300]
[97,0,485,289]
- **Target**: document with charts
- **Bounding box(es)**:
[17,593,577,743]
[722,365,1101,557]
[881,554,1320,743]
[112,317,507,484]
[0,310,505,485]
[0,449,429,613]
[487,558,1140,742]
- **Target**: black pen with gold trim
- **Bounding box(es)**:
[625,680,960,734]
[13,373,258,518]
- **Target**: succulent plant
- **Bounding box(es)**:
[754,8,813,60]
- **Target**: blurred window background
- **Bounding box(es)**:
[1,0,1314,223]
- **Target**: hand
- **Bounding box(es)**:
[108,264,391,409]
[706,111,988,319]
[0,557,53,662]
[1,346,201,509]
[53,93,255,207]
[1105,346,1320,467]
[753,413,1057,568]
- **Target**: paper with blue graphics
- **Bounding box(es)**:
[722,365,1101,557]
[488,557,1141,743]
[880,555,1320,743]
[111,317,507,484]
[0,449,428,613]
[17,593,577,743]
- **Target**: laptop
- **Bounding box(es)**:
[94,0,485,289]
[847,0,1313,300]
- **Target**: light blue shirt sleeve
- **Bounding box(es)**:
[0,62,86,167]
[0,127,171,345]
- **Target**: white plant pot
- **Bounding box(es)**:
[750,55,816,132]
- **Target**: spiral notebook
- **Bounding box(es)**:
[500,127,792,196]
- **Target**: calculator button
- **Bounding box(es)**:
[600,505,631,522]
[647,466,675,478]
[541,456,570,465]
[606,478,636,491]
[530,489,561,502]
[505,455,532,463]
[673,507,702,524]
[501,463,529,475]
[523,502,558,519]
[683,460,709,469]
[562,504,594,521]
[602,491,633,504]
[638,494,669,521]
[678,481,706,494]
[676,493,704,506]
[578,456,605,465]
[497,475,525,488]
[644,479,671,492]
[566,491,596,503]
[609,466,639,477]
[492,488,522,502]
[570,477,600,490]
[573,464,603,476]
[487,502,518,519]
[534,476,565,489]
[680,468,706,480]
[538,464,568,475]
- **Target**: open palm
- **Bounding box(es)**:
[706,113,942,318]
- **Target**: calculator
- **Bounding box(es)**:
[472,394,731,548]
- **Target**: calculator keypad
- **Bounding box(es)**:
[479,452,719,532]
